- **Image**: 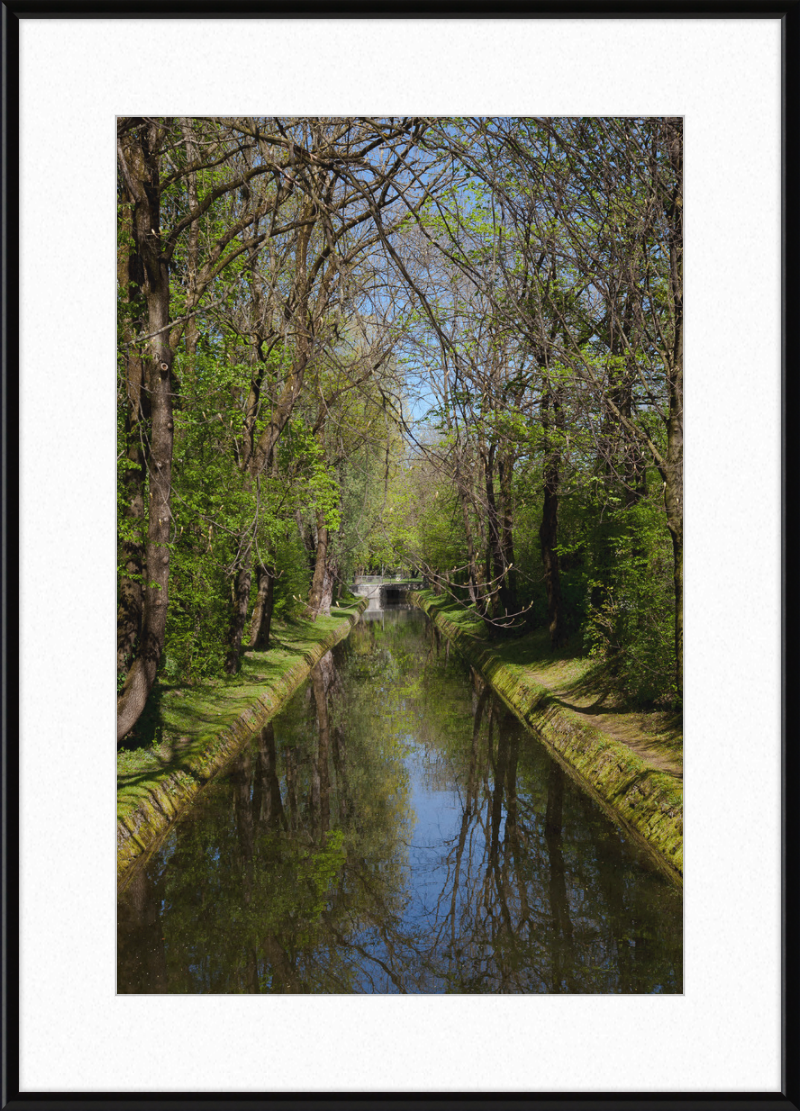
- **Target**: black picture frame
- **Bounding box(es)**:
[2,2,795,1107]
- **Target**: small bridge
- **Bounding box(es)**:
[349,575,415,614]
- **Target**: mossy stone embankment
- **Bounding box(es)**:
[117,601,368,889]
[411,592,683,884]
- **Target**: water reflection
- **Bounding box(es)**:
[118,607,682,994]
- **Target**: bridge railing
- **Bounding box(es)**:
[352,572,416,585]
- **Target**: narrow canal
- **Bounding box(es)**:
[118,601,682,994]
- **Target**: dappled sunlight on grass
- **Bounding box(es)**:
[412,591,682,780]
[117,607,365,826]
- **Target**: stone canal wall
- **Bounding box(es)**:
[411,593,683,884]
[117,600,368,888]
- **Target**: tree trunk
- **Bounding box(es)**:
[498,449,518,617]
[483,442,517,624]
[664,390,683,698]
[307,509,338,619]
[460,493,481,609]
[307,511,329,619]
[116,385,146,675]
[249,563,276,650]
[180,118,200,376]
[249,216,313,478]
[116,163,147,676]
[454,456,481,610]
[225,544,253,674]
[226,215,313,668]
[539,385,566,647]
[117,120,175,744]
[667,510,683,699]
[483,444,505,620]
[664,116,684,699]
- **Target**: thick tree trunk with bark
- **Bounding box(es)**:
[117,121,176,743]
[116,169,147,676]
[663,116,684,699]
[664,386,683,698]
[306,509,338,619]
[248,563,276,650]
[116,394,146,675]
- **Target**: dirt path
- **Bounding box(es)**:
[527,668,683,779]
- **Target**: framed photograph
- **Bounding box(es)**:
[6,2,792,1105]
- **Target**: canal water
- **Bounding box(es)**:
[118,603,682,994]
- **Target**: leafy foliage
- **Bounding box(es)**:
[118,115,682,715]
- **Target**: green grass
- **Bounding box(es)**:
[412,591,682,776]
[117,605,364,826]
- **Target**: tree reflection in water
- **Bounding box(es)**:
[118,608,682,994]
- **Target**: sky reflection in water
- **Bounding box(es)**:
[118,605,682,994]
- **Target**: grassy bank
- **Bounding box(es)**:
[411,591,683,883]
[117,600,367,888]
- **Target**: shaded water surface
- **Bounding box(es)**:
[118,606,682,993]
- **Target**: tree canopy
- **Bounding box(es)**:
[117,115,683,743]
